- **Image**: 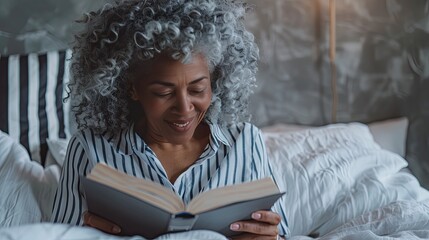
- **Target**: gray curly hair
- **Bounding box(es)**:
[69,0,259,134]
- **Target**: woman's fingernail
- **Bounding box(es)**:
[112,225,121,233]
[230,223,240,230]
[252,213,262,219]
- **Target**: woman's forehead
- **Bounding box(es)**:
[130,53,210,79]
[133,53,207,69]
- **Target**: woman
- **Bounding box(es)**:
[51,0,290,239]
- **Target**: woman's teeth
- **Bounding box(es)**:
[172,121,190,128]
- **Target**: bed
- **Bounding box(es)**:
[1,46,429,239]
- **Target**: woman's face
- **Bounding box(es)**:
[130,53,212,144]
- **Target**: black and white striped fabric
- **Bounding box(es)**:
[0,49,72,165]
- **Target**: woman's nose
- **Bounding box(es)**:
[174,92,193,113]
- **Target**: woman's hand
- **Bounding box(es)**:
[229,210,283,240]
[83,211,122,234]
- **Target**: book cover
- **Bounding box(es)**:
[81,163,284,238]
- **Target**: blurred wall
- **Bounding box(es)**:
[0,0,111,54]
[0,0,428,188]
[245,0,429,188]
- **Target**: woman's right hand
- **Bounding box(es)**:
[83,211,122,234]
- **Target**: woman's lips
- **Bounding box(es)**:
[167,118,194,132]
[171,121,190,128]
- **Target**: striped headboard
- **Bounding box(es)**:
[0,49,72,165]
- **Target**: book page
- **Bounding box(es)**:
[186,177,280,214]
[88,163,185,213]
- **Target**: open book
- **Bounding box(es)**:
[81,163,284,238]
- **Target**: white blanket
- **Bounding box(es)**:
[0,224,228,240]
[0,131,60,226]
[289,200,429,240]
[1,200,429,240]
[264,123,429,237]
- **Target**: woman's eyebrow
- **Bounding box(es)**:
[189,77,208,85]
[149,77,208,86]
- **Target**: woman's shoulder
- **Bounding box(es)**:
[70,128,105,143]
[221,122,261,133]
[209,121,262,145]
[72,126,135,156]
[69,128,118,149]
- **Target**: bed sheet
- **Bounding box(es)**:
[0,131,60,226]
[1,199,429,240]
[0,223,228,240]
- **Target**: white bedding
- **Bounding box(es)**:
[289,200,429,240]
[264,122,429,237]
[1,200,428,239]
[0,131,60,226]
[0,223,228,240]
[1,122,429,239]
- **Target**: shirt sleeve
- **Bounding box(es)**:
[254,127,272,178]
[50,134,91,225]
[255,127,291,237]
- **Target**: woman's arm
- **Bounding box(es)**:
[230,125,289,239]
[51,135,92,225]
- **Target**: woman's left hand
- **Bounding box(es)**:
[229,210,283,240]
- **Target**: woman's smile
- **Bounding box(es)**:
[166,118,194,132]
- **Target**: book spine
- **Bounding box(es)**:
[168,213,198,232]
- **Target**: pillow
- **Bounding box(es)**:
[46,138,69,167]
[367,117,408,157]
[0,131,60,227]
[262,117,409,157]
[0,49,72,165]
[263,122,427,236]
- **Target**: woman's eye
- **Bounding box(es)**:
[190,89,205,94]
[153,92,172,97]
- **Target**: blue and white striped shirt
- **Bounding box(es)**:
[51,121,289,236]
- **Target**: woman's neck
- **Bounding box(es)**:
[135,121,210,183]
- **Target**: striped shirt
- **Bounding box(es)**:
[51,121,289,236]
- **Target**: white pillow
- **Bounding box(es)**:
[263,123,426,236]
[262,117,408,157]
[46,138,70,167]
[0,131,60,226]
[367,117,408,157]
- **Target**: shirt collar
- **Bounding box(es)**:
[109,121,232,156]
[208,122,232,147]
[106,124,136,156]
